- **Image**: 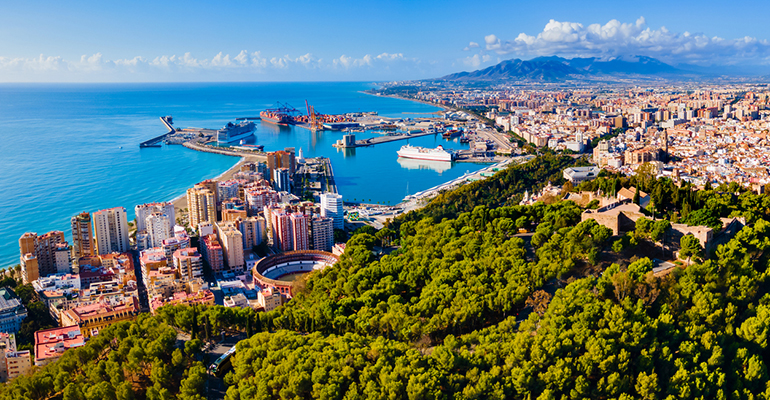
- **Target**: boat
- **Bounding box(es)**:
[216,121,256,143]
[397,144,455,162]
[260,111,293,125]
[260,102,300,126]
[460,135,470,144]
[397,157,452,173]
[442,129,461,139]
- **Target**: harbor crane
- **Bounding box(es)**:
[305,100,325,131]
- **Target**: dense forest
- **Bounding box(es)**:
[4,155,770,399]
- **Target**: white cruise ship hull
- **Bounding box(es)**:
[218,129,254,143]
[397,146,454,162]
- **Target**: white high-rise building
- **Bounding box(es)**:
[54,243,70,274]
[93,207,129,255]
[217,180,241,207]
[146,213,172,248]
[135,203,175,233]
[320,192,344,230]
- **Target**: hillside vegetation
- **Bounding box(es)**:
[4,155,770,399]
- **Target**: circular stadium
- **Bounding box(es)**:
[251,250,339,298]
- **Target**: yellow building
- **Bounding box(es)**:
[222,209,248,222]
[216,222,244,271]
[18,233,36,257]
[60,297,139,338]
[5,351,31,380]
[20,253,38,284]
[187,186,216,230]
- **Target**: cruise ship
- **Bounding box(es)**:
[397,144,455,162]
[216,121,256,143]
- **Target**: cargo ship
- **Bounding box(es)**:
[442,129,461,139]
[259,110,293,125]
[260,102,300,126]
[397,144,455,162]
[216,121,256,143]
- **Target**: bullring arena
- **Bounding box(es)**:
[251,250,339,298]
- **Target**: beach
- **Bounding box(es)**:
[171,155,263,212]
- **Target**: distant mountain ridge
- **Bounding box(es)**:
[438,55,688,82]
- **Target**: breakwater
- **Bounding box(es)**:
[182,141,267,162]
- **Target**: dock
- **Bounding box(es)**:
[334,131,438,148]
[323,158,338,194]
[139,116,176,148]
[182,141,267,161]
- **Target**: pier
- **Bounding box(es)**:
[139,116,176,148]
[182,141,267,161]
[333,131,438,148]
[323,158,338,194]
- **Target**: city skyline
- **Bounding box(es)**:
[2,0,770,82]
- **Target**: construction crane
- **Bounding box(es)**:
[305,100,324,131]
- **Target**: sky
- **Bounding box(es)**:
[2,0,770,82]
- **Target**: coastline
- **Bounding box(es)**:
[359,90,452,113]
[170,156,251,212]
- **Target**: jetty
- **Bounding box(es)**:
[323,158,338,194]
[333,131,437,148]
[139,116,176,148]
[182,141,267,161]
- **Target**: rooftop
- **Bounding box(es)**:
[34,325,84,362]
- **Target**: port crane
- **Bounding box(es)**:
[305,100,325,131]
[266,101,301,117]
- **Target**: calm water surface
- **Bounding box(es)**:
[0,82,487,268]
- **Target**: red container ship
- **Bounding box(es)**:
[260,102,300,126]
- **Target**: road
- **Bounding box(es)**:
[205,332,247,400]
[131,250,150,312]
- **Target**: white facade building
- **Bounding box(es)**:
[93,207,129,255]
[135,203,175,233]
[320,193,344,230]
[145,213,172,249]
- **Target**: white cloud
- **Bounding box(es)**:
[333,52,407,69]
[463,54,482,68]
[0,54,63,71]
[481,17,770,64]
[233,50,248,65]
[463,42,480,51]
[0,50,424,81]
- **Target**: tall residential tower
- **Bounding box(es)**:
[70,212,94,259]
[93,207,130,255]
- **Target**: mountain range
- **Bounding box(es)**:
[437,55,694,82]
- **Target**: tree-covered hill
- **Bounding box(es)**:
[6,155,770,399]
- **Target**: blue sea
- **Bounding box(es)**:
[0,82,487,268]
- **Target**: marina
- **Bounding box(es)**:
[139,116,176,147]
